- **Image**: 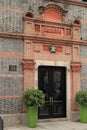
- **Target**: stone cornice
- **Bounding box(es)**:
[23,34,87,45]
[49,0,87,8]
[0,32,87,45]
[0,32,23,39]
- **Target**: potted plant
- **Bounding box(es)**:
[75,90,87,123]
[22,89,45,127]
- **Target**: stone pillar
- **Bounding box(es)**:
[22,59,35,90]
[22,39,35,90]
[71,62,82,110]
[72,19,81,41]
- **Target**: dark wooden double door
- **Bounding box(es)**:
[38,66,66,119]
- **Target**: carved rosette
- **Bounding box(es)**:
[22,59,35,70]
[71,62,82,72]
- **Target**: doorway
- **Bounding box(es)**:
[38,66,66,119]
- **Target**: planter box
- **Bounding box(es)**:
[27,106,38,127]
[79,104,87,123]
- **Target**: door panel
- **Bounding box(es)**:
[38,66,66,118]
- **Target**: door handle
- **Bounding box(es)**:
[51,97,53,103]
[49,97,54,103]
[49,97,51,103]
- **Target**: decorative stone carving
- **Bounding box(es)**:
[71,62,82,72]
[39,4,68,22]
[23,4,81,41]
[35,24,40,32]
[41,25,71,38]
[73,19,81,25]
[22,59,35,70]
[42,25,64,34]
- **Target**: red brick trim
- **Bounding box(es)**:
[0,7,23,13]
[0,74,23,77]
[0,52,23,59]
[0,95,21,99]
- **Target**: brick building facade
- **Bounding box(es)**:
[0,0,87,127]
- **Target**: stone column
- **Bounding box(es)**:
[22,59,35,90]
[71,62,82,110]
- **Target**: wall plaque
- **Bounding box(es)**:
[9,65,17,71]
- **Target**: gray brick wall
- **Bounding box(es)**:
[0,98,22,114]
[0,38,23,54]
[81,79,87,90]
[0,10,23,33]
[80,64,87,90]
[0,77,23,96]
[58,3,87,40]
[0,58,23,74]
[0,0,43,11]
[80,46,87,58]
[0,37,23,74]
[81,63,87,77]
[0,37,23,114]
[0,38,23,74]
[80,46,87,90]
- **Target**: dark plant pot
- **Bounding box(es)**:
[27,106,38,127]
[79,104,87,123]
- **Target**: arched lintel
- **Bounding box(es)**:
[73,19,81,25]
[38,4,68,16]
[38,4,68,22]
[24,11,34,20]
[45,4,68,15]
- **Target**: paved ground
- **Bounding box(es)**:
[4,121,87,130]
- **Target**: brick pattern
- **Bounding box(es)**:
[0,0,42,11]
[0,38,23,53]
[81,79,87,90]
[0,58,23,74]
[0,77,23,96]
[0,10,23,33]
[0,37,23,114]
[62,4,87,40]
[81,63,87,76]
[80,46,87,58]
[80,46,87,90]
[0,98,22,114]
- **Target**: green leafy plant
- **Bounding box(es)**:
[23,89,45,108]
[75,90,87,106]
